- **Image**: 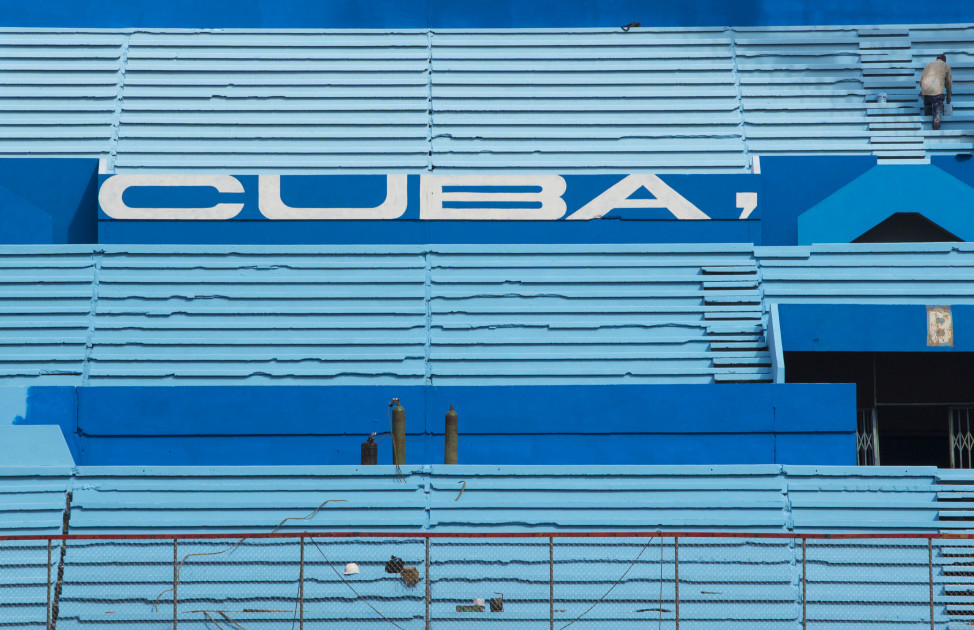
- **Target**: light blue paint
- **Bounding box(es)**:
[51,464,942,533]
[0,243,773,385]
[0,387,27,424]
[39,464,954,627]
[0,463,956,625]
[798,165,974,245]
[767,303,785,382]
[0,27,968,177]
[4,243,974,386]
[0,466,72,536]
[757,242,974,306]
[0,425,74,466]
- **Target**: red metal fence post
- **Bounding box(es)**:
[549,536,554,630]
[2,529,962,630]
[802,539,807,630]
[172,537,178,630]
[46,540,51,630]
[929,538,935,630]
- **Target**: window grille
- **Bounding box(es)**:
[857,408,880,466]
[950,407,974,469]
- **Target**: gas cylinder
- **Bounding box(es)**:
[444,404,458,465]
[391,398,406,465]
[361,433,377,465]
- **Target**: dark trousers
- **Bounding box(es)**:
[924,94,946,130]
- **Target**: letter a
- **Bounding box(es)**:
[566,174,710,220]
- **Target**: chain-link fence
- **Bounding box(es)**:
[0,532,964,629]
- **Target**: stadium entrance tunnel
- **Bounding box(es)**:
[778,305,974,468]
[784,351,974,467]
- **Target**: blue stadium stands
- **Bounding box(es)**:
[4,10,974,629]
[1,243,972,386]
[1,25,973,172]
[0,462,958,630]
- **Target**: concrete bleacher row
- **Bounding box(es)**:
[1,465,968,629]
[1,243,972,386]
[6,465,943,536]
[1,25,972,172]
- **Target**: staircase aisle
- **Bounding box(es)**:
[859,28,929,163]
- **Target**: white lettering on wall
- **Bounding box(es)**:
[566,174,710,220]
[420,175,567,220]
[99,174,245,220]
[258,174,408,220]
[737,192,758,219]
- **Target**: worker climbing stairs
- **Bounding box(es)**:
[860,26,974,164]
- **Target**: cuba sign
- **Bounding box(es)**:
[99,173,759,222]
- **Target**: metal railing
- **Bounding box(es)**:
[1,531,969,629]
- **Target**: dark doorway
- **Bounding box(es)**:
[853,212,963,243]
[785,351,974,467]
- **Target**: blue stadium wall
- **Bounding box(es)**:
[3,0,974,28]
[3,20,974,471]
[14,384,856,466]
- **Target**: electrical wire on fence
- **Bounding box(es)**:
[290,572,301,630]
[152,498,347,612]
[556,536,656,630]
[204,609,249,630]
[309,536,409,630]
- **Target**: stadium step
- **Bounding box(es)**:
[858,27,942,164]
[868,122,922,131]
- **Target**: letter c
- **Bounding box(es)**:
[99,174,245,220]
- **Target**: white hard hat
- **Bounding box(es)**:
[344,562,360,575]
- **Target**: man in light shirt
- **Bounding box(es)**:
[920,54,952,130]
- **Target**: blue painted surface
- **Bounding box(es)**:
[779,304,974,352]
[760,156,877,247]
[16,384,856,466]
[2,0,974,28]
[0,159,99,244]
[99,218,758,244]
[0,185,53,244]
[94,160,974,245]
[799,165,974,244]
